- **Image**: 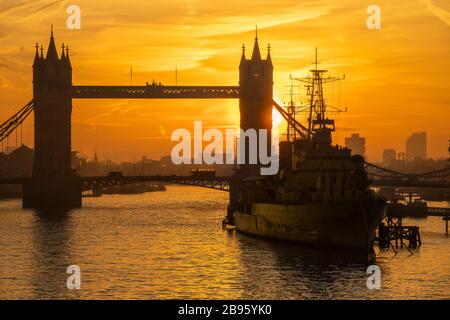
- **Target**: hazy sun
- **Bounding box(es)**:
[272,107,284,128]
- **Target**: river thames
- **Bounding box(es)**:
[0,185,449,299]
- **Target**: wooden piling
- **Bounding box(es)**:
[444,216,449,236]
[376,216,421,251]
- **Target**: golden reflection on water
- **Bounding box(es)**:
[0,186,449,299]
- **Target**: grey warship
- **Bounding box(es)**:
[226,41,386,252]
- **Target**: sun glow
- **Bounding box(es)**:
[272,107,284,129]
[272,97,285,130]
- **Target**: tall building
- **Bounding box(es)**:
[382,149,396,165]
[345,133,366,157]
[406,132,427,159]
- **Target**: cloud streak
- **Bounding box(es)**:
[423,0,450,26]
[0,0,66,18]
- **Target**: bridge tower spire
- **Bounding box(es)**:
[23,27,81,208]
[251,26,262,61]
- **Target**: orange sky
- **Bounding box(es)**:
[0,0,449,162]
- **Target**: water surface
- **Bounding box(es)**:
[0,186,448,299]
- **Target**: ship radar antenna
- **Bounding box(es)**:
[288,48,346,142]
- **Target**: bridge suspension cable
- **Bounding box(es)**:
[365,162,410,177]
[0,101,34,145]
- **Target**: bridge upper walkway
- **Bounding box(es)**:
[71,86,240,99]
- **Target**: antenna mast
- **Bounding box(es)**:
[292,48,345,141]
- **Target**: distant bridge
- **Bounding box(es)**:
[370,178,450,189]
[0,175,231,192]
[367,163,450,189]
[80,175,230,192]
[0,167,448,192]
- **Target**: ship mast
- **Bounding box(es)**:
[286,74,298,142]
[293,48,345,142]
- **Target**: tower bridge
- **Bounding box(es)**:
[0,28,449,208]
[0,27,273,208]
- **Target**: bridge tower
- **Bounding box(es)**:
[238,30,274,176]
[227,32,274,220]
[23,28,81,208]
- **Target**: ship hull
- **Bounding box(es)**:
[235,198,385,252]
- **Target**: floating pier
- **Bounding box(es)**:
[427,207,450,236]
